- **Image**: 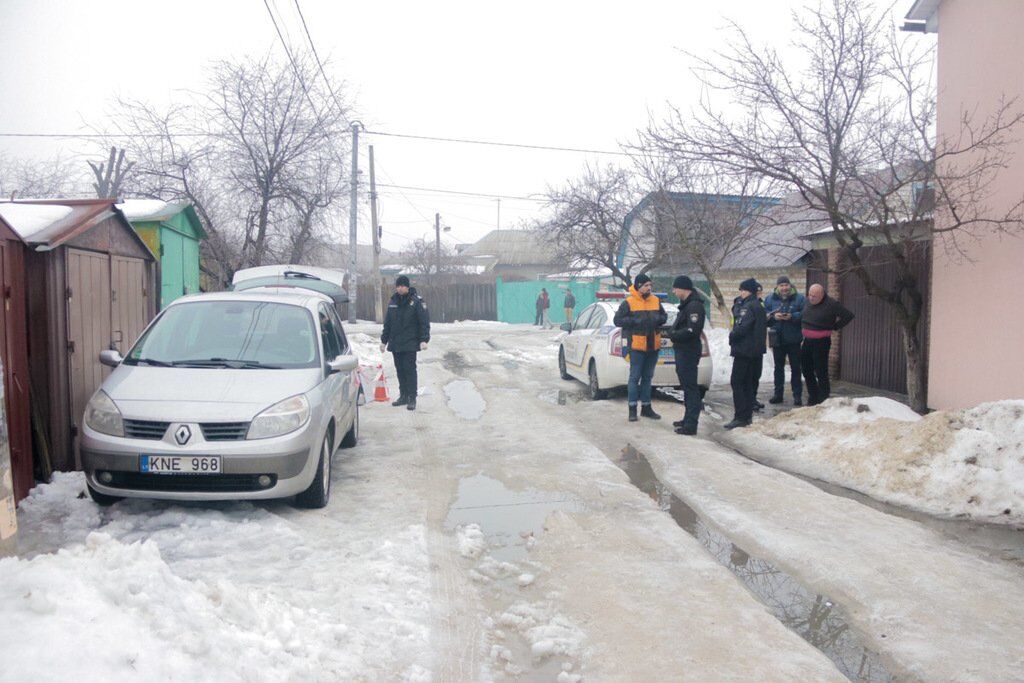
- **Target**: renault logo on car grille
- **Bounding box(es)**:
[174,425,192,445]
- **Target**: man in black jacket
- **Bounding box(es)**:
[725,278,767,429]
[381,275,431,411]
[800,283,854,406]
[668,276,705,435]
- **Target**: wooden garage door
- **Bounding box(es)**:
[66,249,112,461]
[111,255,149,354]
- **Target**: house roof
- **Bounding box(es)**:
[904,0,940,32]
[117,199,207,239]
[461,229,562,266]
[0,198,150,251]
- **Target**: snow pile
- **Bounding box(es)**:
[444,379,487,420]
[0,532,350,680]
[456,523,486,559]
[706,327,775,386]
[726,397,1024,526]
[498,600,585,661]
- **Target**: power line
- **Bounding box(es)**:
[292,0,351,128]
[377,182,545,202]
[364,129,633,157]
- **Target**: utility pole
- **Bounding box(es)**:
[347,122,359,323]
[368,145,384,323]
[496,197,501,230]
[435,212,442,276]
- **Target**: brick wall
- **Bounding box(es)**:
[707,266,808,329]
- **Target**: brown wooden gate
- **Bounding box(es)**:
[111,255,150,354]
[806,245,930,395]
[0,240,31,501]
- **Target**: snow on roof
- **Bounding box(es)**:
[116,199,194,223]
[461,230,562,266]
[0,203,74,242]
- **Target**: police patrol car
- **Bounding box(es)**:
[557,292,713,400]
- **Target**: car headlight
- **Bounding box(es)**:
[247,395,311,440]
[85,390,124,437]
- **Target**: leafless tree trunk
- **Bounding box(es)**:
[646,0,1024,412]
[89,146,134,198]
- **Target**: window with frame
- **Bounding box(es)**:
[319,303,343,360]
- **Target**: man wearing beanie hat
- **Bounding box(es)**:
[381,275,431,410]
[764,275,806,405]
[613,273,667,422]
[668,275,705,435]
[725,278,767,429]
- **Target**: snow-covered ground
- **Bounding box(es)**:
[723,396,1024,526]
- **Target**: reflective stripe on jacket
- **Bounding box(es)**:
[613,286,668,353]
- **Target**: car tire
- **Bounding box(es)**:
[295,432,332,509]
[86,483,122,507]
[340,404,359,449]
[588,361,608,401]
[558,347,572,380]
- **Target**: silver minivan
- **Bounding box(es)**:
[80,288,361,509]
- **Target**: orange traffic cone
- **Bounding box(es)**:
[373,363,391,402]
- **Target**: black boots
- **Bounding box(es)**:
[794,396,803,406]
[769,395,784,404]
[723,419,751,430]
[629,405,638,422]
[675,425,697,435]
[407,396,417,411]
[392,394,408,407]
[640,404,661,420]
[394,393,416,410]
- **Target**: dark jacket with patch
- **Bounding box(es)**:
[764,289,807,346]
[669,291,705,353]
[729,295,767,358]
[382,287,431,353]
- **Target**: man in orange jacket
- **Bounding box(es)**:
[613,273,668,422]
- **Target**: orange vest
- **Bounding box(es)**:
[624,287,662,352]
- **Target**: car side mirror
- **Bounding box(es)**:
[328,355,359,375]
[99,349,123,367]
[560,322,573,332]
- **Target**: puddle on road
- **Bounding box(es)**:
[445,474,582,563]
[537,389,588,406]
[444,379,487,420]
[442,350,473,373]
[615,446,897,683]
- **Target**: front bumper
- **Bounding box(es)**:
[81,420,322,501]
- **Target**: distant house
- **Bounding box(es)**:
[308,242,400,278]
[460,229,568,280]
[118,200,205,309]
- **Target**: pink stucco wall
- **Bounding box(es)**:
[928,0,1024,410]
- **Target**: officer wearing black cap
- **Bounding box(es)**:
[668,275,705,435]
[381,275,430,411]
[725,278,766,429]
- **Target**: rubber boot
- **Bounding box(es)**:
[392,394,408,407]
[640,404,661,420]
[628,405,638,422]
[407,396,417,411]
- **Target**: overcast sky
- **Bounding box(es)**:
[0,0,914,252]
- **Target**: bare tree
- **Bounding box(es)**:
[205,54,350,269]
[0,152,89,198]
[401,237,458,275]
[88,146,134,198]
[540,164,656,287]
[646,0,1024,412]
[280,149,348,264]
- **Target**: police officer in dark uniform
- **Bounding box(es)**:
[380,275,431,411]
[668,276,705,435]
[725,278,767,429]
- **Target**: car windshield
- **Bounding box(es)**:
[124,301,320,369]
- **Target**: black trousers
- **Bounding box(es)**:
[674,346,702,430]
[534,309,543,325]
[800,337,831,405]
[393,351,419,399]
[772,343,802,399]
[751,354,763,401]
[730,356,758,423]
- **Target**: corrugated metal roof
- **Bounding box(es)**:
[461,229,562,266]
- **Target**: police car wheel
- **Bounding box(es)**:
[558,347,572,380]
[588,362,608,400]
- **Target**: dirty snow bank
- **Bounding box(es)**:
[725,397,1024,526]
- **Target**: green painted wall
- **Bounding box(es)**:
[127,209,204,309]
[496,278,601,324]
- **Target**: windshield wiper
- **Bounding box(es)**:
[171,358,283,369]
[135,357,171,367]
